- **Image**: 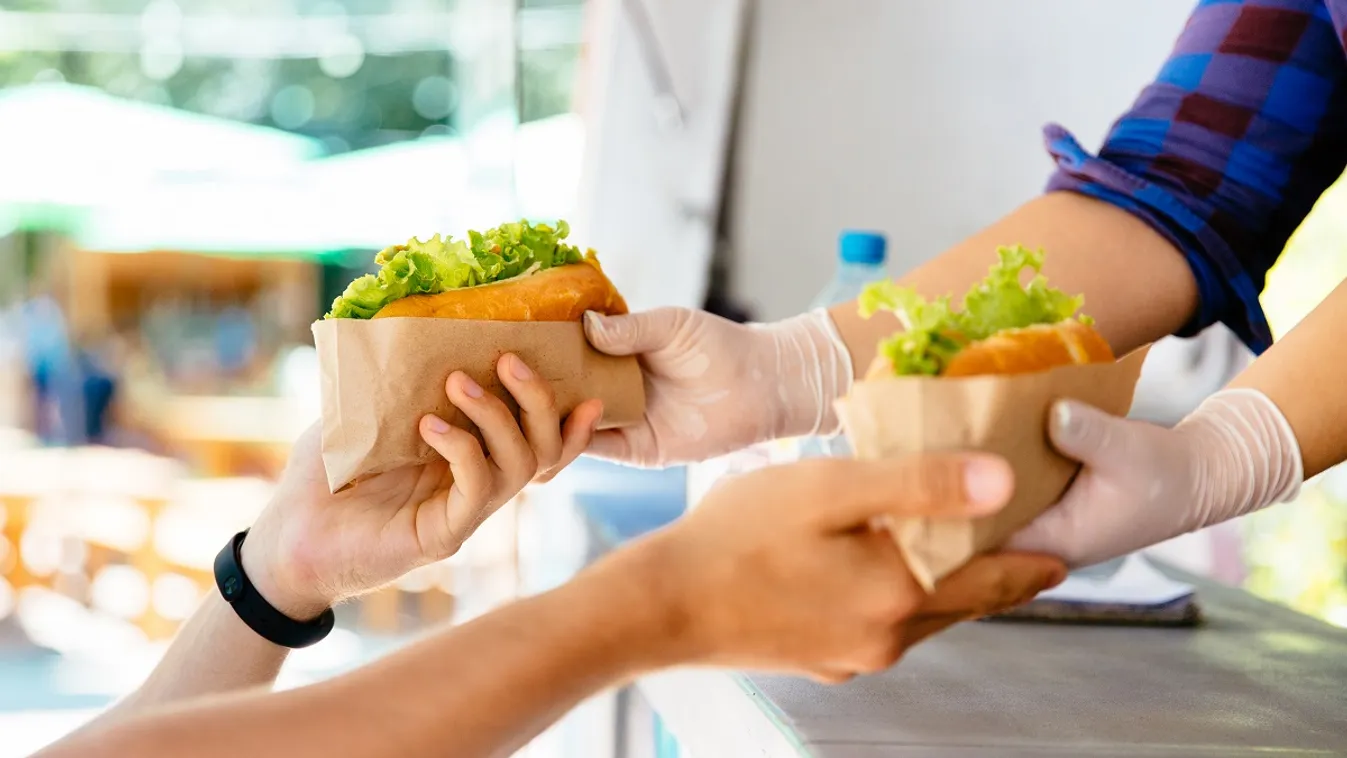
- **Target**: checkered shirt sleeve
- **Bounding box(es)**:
[1044,0,1347,353]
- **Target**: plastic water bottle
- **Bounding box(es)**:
[796,230,889,459]
[811,230,889,311]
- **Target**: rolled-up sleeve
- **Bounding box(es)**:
[1045,0,1347,353]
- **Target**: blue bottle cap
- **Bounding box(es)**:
[838,230,886,265]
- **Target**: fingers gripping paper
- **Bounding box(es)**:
[835,349,1148,591]
[313,318,646,492]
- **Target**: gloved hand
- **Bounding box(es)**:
[1006,388,1304,568]
[583,307,853,467]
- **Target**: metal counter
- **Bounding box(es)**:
[632,563,1347,757]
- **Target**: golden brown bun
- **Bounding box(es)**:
[863,319,1114,380]
[372,254,628,321]
[941,320,1114,377]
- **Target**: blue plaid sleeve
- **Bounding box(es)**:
[1045,0,1347,353]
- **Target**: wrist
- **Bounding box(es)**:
[1178,388,1304,527]
[574,530,703,672]
[759,309,855,439]
[238,528,332,622]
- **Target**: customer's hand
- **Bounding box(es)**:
[1006,389,1303,568]
[241,354,603,619]
[582,308,852,467]
[598,453,1066,682]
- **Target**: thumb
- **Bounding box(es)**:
[583,309,679,356]
[585,426,664,468]
[810,453,1014,531]
[585,429,635,462]
[1048,400,1130,465]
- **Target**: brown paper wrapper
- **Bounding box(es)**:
[312,318,646,493]
[835,349,1148,591]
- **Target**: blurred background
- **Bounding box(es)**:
[0,0,1344,756]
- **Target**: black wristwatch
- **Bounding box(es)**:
[214,530,335,649]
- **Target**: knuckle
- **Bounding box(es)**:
[988,565,1016,607]
[970,564,1016,617]
[1055,509,1097,566]
[532,450,561,476]
[440,428,481,461]
[856,636,905,673]
[812,670,855,686]
[875,585,921,626]
[457,469,492,502]
[488,393,519,422]
[449,478,486,514]
[536,455,568,481]
[469,393,509,427]
[511,448,539,480]
[539,427,566,456]
[524,379,558,413]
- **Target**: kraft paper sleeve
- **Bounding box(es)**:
[835,349,1148,591]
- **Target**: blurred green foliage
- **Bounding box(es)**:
[0,0,584,152]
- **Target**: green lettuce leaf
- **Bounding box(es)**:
[324,219,583,320]
[957,246,1084,340]
[859,245,1089,376]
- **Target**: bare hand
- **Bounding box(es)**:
[605,454,1066,682]
[241,354,603,618]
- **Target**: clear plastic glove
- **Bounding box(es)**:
[1007,388,1304,568]
[582,307,853,467]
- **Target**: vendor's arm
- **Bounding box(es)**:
[1008,274,1347,569]
[1007,279,1347,567]
[834,0,1347,376]
[829,193,1195,375]
[582,0,1347,469]
[1228,278,1347,478]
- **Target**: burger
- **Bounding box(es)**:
[860,246,1113,379]
[325,219,627,322]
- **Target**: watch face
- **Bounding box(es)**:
[223,574,241,599]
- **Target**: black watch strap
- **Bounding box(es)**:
[214,530,335,649]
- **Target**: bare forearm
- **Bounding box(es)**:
[129,593,288,703]
[61,527,342,743]
[66,592,288,739]
[70,530,331,734]
[830,192,1199,375]
[1228,279,1347,478]
[42,546,674,758]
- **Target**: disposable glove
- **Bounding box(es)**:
[1007,388,1303,567]
[583,307,853,467]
